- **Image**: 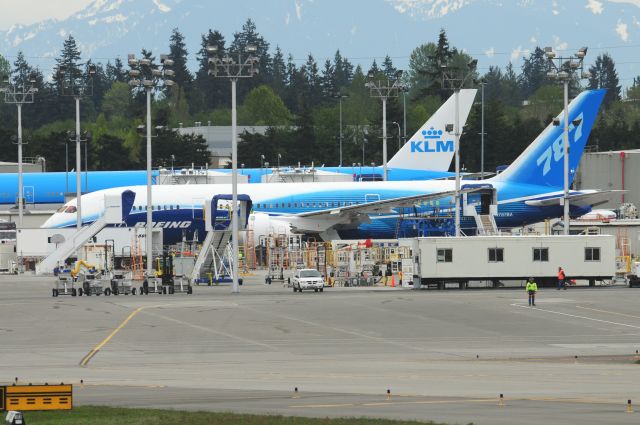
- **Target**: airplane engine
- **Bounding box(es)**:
[246,212,293,247]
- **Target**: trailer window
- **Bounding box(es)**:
[533,247,549,262]
[437,248,452,263]
[585,247,600,261]
[488,248,504,262]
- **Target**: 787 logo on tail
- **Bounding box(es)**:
[536,113,584,176]
[410,127,454,153]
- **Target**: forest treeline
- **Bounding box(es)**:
[0,20,638,172]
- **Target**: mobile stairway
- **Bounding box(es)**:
[190,194,252,284]
[36,190,136,275]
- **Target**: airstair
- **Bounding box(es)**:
[190,194,252,284]
[36,190,136,275]
[477,214,498,235]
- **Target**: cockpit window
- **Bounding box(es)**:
[56,206,67,213]
[64,206,77,213]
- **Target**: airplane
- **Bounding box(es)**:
[0,90,476,205]
[43,89,609,245]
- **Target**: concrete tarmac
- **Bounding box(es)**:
[2,274,640,424]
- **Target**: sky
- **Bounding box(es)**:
[2,0,640,89]
[0,0,93,30]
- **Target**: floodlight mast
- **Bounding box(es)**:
[0,73,37,240]
[56,62,96,251]
[128,53,174,279]
[544,46,589,235]
[364,70,404,181]
[207,44,259,294]
[440,58,478,237]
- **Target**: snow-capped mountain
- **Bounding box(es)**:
[1,0,639,87]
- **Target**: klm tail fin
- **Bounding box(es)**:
[387,89,477,171]
[492,89,605,188]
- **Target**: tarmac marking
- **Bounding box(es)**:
[142,310,279,351]
[236,304,429,353]
[511,304,640,330]
[79,305,147,367]
[575,305,640,320]
[289,396,629,409]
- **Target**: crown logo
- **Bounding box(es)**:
[422,127,443,140]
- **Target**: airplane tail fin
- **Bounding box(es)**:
[387,89,477,171]
[491,89,605,188]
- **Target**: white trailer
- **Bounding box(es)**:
[400,235,616,289]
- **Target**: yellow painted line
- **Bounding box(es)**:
[575,305,640,320]
[79,306,145,367]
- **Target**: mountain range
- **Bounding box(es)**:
[1,0,639,89]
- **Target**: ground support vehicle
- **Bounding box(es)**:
[139,276,163,295]
[52,273,77,297]
[78,272,108,296]
[169,276,193,294]
[109,270,136,295]
[292,269,325,293]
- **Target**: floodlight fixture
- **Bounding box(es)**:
[544,46,556,59]
[245,44,257,53]
[206,45,218,54]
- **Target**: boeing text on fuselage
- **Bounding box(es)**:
[410,127,454,153]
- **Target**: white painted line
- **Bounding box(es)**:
[511,304,640,330]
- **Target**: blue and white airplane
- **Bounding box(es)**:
[0,90,476,205]
[43,90,609,244]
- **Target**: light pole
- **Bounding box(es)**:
[56,62,96,235]
[0,72,37,230]
[402,87,408,145]
[333,93,348,166]
[128,53,174,278]
[206,44,259,294]
[392,121,401,150]
[440,58,478,237]
[544,46,590,235]
[365,70,404,181]
[67,131,91,195]
[478,79,487,178]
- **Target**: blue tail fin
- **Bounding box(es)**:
[492,89,605,188]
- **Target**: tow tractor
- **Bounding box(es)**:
[78,270,107,296]
[109,270,136,295]
[52,272,77,297]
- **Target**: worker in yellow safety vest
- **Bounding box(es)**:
[525,277,538,306]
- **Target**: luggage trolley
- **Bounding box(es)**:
[109,270,136,295]
[52,273,77,297]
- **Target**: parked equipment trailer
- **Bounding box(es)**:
[401,235,616,289]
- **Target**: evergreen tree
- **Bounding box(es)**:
[320,59,336,98]
[105,58,127,83]
[268,46,287,99]
[229,19,271,97]
[518,47,548,99]
[303,54,322,105]
[587,53,621,107]
[167,28,193,100]
[382,55,397,80]
[192,29,227,113]
[367,60,380,76]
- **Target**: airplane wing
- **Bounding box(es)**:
[525,190,626,207]
[286,188,480,234]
